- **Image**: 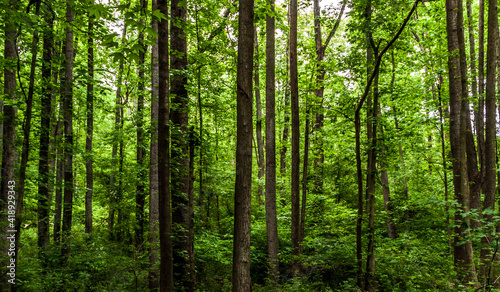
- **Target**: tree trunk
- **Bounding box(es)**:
[158,0,173,289]
[0,0,17,288]
[85,5,94,235]
[265,0,279,283]
[135,0,147,250]
[290,0,301,277]
[478,0,485,169]
[170,0,195,288]
[445,0,478,285]
[149,0,160,289]
[299,110,310,256]
[480,0,498,285]
[109,21,127,240]
[254,30,265,206]
[232,0,254,289]
[61,0,75,260]
[54,120,64,244]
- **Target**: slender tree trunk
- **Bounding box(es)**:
[232,0,254,289]
[299,110,310,256]
[480,0,498,285]
[85,6,94,235]
[61,0,75,260]
[38,2,53,252]
[478,0,485,163]
[158,0,173,289]
[254,30,265,206]
[149,0,160,289]
[0,0,17,288]
[109,22,127,240]
[289,0,301,277]
[445,0,478,285]
[135,0,147,250]
[54,120,64,244]
[170,0,195,288]
[265,0,279,283]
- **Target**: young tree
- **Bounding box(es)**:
[232,0,254,289]
[85,0,94,235]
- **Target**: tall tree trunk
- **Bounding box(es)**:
[149,0,160,289]
[170,0,195,288]
[61,0,75,260]
[480,0,498,285]
[54,120,64,244]
[265,0,279,283]
[233,0,254,289]
[85,5,94,235]
[158,0,173,289]
[109,21,127,240]
[445,0,478,285]
[135,0,147,250]
[0,0,17,288]
[38,1,53,253]
[254,30,265,206]
[290,0,301,277]
[478,0,485,166]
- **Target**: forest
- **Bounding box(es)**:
[1,0,500,290]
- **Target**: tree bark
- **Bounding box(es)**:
[254,30,265,206]
[480,0,498,285]
[265,0,279,283]
[232,0,254,289]
[0,0,17,288]
[85,4,94,235]
[135,0,147,250]
[158,0,173,289]
[445,0,478,285]
[149,0,160,289]
[290,0,301,277]
[61,0,75,260]
[170,0,195,288]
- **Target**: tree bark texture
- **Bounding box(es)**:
[85,6,94,235]
[232,0,254,289]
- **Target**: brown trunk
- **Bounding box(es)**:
[38,2,52,251]
[480,0,498,285]
[290,0,301,277]
[158,0,173,289]
[61,0,74,260]
[265,0,279,283]
[170,0,195,288]
[478,0,485,172]
[232,0,254,290]
[445,0,478,285]
[0,0,17,288]
[149,0,160,289]
[254,30,265,206]
[109,20,127,240]
[135,0,147,250]
[54,120,64,243]
[85,7,94,235]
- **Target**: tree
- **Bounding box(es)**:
[61,0,75,259]
[265,0,279,284]
[445,0,478,285]
[158,0,173,289]
[85,0,94,235]
[232,0,254,289]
